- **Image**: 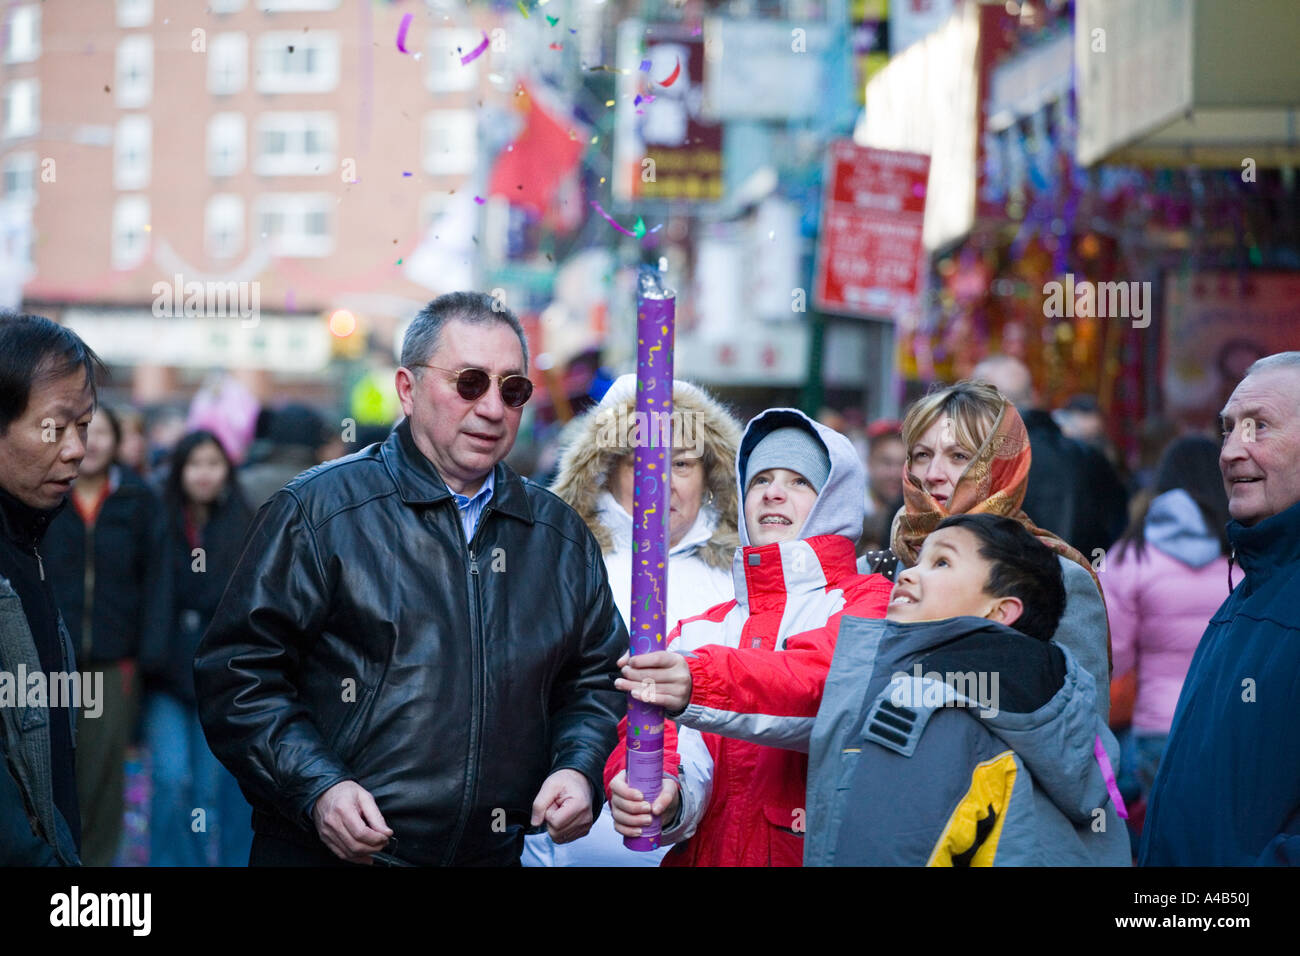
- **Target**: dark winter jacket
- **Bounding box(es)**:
[1020,409,1128,560]
[0,488,80,865]
[139,488,252,703]
[194,418,627,866]
[43,466,170,665]
[1140,498,1300,865]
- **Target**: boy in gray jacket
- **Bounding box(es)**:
[807,513,1129,865]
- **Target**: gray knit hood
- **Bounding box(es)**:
[735,409,866,547]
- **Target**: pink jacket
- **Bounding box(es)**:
[1102,490,1232,734]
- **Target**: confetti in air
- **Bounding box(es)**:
[460,31,489,65]
[546,14,558,26]
[395,13,413,53]
[658,58,681,87]
[517,0,529,18]
[474,196,486,204]
[590,200,638,237]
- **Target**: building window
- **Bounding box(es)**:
[115,36,153,109]
[254,112,336,176]
[2,79,39,139]
[256,32,339,94]
[255,193,333,257]
[111,195,150,270]
[3,6,41,64]
[210,0,245,12]
[426,30,480,92]
[116,0,152,28]
[2,152,37,199]
[114,115,151,190]
[422,111,476,176]
[205,194,244,259]
[207,112,246,177]
[208,33,247,95]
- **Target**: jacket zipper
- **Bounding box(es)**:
[441,505,491,865]
[33,543,44,581]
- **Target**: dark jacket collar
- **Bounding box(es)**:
[0,484,66,550]
[1229,498,1300,583]
[382,418,533,524]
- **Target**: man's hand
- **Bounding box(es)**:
[614,651,692,713]
[311,780,394,865]
[530,768,595,844]
[608,770,680,839]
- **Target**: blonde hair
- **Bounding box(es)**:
[901,380,1006,463]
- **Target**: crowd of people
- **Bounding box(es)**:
[1,299,1297,866]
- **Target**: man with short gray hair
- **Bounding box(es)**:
[197,291,627,866]
[1141,351,1300,865]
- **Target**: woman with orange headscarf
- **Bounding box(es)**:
[860,380,1113,721]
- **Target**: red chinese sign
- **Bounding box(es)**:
[813,142,930,319]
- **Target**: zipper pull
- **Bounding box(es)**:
[469,549,479,575]
[34,545,44,581]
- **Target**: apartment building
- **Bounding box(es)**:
[0,0,497,404]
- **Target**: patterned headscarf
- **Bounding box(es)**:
[890,399,1101,589]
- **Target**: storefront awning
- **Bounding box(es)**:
[1076,0,1300,167]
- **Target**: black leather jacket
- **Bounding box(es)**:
[195,419,627,865]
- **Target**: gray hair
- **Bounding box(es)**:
[1245,351,1300,378]
[401,292,529,372]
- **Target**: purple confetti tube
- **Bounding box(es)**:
[624,267,674,851]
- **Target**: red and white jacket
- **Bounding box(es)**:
[604,533,892,866]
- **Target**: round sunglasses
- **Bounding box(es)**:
[411,364,534,407]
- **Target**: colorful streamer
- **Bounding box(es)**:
[460,31,489,66]
[395,13,413,54]
[589,200,637,238]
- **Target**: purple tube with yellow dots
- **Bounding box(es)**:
[623,266,674,851]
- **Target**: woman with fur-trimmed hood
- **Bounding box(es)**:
[522,373,743,867]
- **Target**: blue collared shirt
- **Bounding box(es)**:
[452,468,495,544]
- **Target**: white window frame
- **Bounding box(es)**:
[116,0,152,28]
[2,79,39,139]
[114,115,152,190]
[2,152,37,200]
[208,33,248,95]
[254,112,336,176]
[255,193,333,258]
[422,111,477,176]
[4,5,41,64]
[115,36,153,109]
[111,196,150,270]
[426,29,481,93]
[205,194,244,259]
[207,112,246,177]
[256,32,340,95]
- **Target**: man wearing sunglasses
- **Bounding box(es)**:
[196,292,627,866]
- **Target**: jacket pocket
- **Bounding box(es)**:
[763,804,805,867]
[329,681,375,763]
